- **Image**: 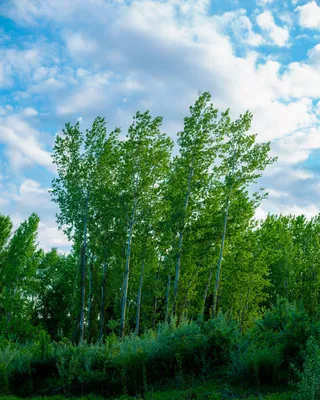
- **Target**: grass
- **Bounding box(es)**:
[0,379,293,400]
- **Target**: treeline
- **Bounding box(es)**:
[0,91,319,346]
[2,210,320,343]
[50,91,275,342]
[2,91,320,397]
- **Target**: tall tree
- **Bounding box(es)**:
[118,111,173,338]
[52,117,108,342]
[212,111,276,318]
[220,226,271,330]
[168,92,223,315]
[2,213,40,334]
[0,215,12,253]
[88,126,121,341]
[35,249,76,339]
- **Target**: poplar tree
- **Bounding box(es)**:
[0,215,12,253]
[212,111,276,318]
[2,213,40,332]
[168,92,230,315]
[118,111,173,338]
[51,117,108,342]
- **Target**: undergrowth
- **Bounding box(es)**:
[0,299,318,398]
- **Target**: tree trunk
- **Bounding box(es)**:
[173,234,183,316]
[200,266,214,319]
[135,257,146,335]
[6,288,13,324]
[240,287,251,332]
[152,259,161,330]
[152,296,158,330]
[179,265,200,322]
[99,261,107,342]
[173,165,193,315]
[6,276,19,326]
[165,274,171,323]
[87,255,94,339]
[79,193,89,343]
[120,198,137,338]
[212,187,232,320]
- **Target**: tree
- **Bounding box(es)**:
[167,92,224,316]
[212,111,276,318]
[35,249,76,340]
[0,215,12,253]
[118,111,173,338]
[220,226,271,330]
[2,213,40,335]
[52,117,108,342]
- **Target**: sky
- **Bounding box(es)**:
[1,0,320,251]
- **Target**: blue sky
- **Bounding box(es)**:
[1,0,320,251]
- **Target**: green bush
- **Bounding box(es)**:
[230,298,319,385]
[0,363,9,395]
[202,313,241,366]
[111,318,208,393]
[296,336,320,399]
[0,304,311,397]
[54,341,112,395]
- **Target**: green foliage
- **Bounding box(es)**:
[0,363,9,395]
[54,341,110,394]
[202,313,241,366]
[0,92,315,399]
[0,214,12,253]
[231,299,318,385]
[296,336,320,399]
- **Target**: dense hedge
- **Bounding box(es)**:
[0,300,319,398]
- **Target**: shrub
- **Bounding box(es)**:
[230,298,318,385]
[54,341,111,394]
[202,313,241,366]
[296,336,320,399]
[0,363,9,395]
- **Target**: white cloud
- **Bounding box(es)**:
[296,1,320,29]
[279,62,320,99]
[38,221,70,251]
[1,0,320,247]
[268,188,289,198]
[19,179,47,198]
[257,0,275,4]
[268,202,320,218]
[252,98,315,142]
[22,107,38,116]
[271,129,319,166]
[0,179,70,251]
[213,10,264,47]
[291,169,314,180]
[56,71,111,115]
[257,11,289,46]
[0,115,54,172]
[307,43,320,63]
[64,32,98,59]
[0,62,7,86]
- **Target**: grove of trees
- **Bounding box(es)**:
[3,92,320,399]
[0,92,319,346]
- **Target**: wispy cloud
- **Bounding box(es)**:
[0,0,320,250]
[257,11,290,46]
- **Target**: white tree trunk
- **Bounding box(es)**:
[79,193,89,343]
[99,261,107,342]
[120,197,137,338]
[135,257,145,335]
[212,187,232,319]
[173,165,193,315]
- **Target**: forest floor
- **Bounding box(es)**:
[0,379,293,400]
